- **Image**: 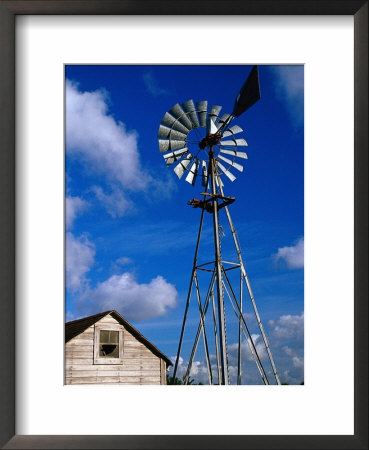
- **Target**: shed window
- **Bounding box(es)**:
[94,323,124,364]
[99,330,119,358]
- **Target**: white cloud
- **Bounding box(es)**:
[66,195,88,229]
[91,185,133,218]
[116,256,133,266]
[228,334,267,362]
[169,352,265,385]
[282,345,296,357]
[80,272,177,321]
[170,356,210,384]
[168,334,270,385]
[143,72,168,96]
[274,237,304,269]
[268,65,304,127]
[267,313,304,384]
[292,356,304,368]
[66,80,174,218]
[66,80,147,190]
[268,313,304,340]
[168,313,305,385]
[66,232,95,292]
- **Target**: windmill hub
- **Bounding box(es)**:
[198,132,222,150]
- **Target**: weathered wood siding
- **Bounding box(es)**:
[66,314,166,385]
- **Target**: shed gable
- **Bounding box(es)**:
[65,311,171,385]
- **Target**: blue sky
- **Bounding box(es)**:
[65,65,304,385]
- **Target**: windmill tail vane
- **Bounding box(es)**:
[157,66,281,385]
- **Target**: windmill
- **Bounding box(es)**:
[158,66,281,385]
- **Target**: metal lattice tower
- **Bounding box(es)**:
[158,66,281,385]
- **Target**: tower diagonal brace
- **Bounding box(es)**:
[184,272,216,384]
[193,271,213,385]
[222,269,270,385]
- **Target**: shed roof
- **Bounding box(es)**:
[65,310,172,366]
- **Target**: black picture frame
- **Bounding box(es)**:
[0,1,367,449]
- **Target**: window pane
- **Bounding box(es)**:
[99,330,119,344]
[100,330,110,343]
[109,330,119,344]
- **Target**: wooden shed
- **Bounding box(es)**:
[65,310,172,385]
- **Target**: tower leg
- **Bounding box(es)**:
[237,271,243,385]
[211,290,222,384]
[172,203,206,381]
[209,150,228,385]
[216,173,281,385]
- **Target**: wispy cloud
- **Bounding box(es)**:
[268,313,304,340]
[116,256,133,266]
[66,232,95,292]
[66,195,88,229]
[268,312,304,384]
[79,272,178,321]
[169,356,210,384]
[268,65,304,128]
[143,71,169,97]
[91,185,134,218]
[228,334,267,362]
[273,237,304,269]
[108,219,213,258]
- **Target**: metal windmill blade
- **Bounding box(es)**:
[221,125,244,139]
[158,100,222,186]
[158,98,251,186]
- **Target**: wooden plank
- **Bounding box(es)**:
[96,315,119,324]
[65,347,93,354]
[124,341,144,348]
[69,352,140,360]
[122,333,137,341]
[65,355,92,361]
[123,347,157,355]
[65,358,94,365]
[94,376,124,383]
[138,364,160,370]
[107,358,156,365]
[66,369,160,378]
[65,378,100,384]
[66,365,160,374]
[119,370,159,377]
[66,365,120,372]
[67,338,94,346]
[65,344,93,352]
[67,371,124,378]
[66,371,97,377]
[119,376,158,383]
[66,377,161,385]
[123,355,159,362]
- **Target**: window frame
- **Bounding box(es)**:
[93,323,124,365]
